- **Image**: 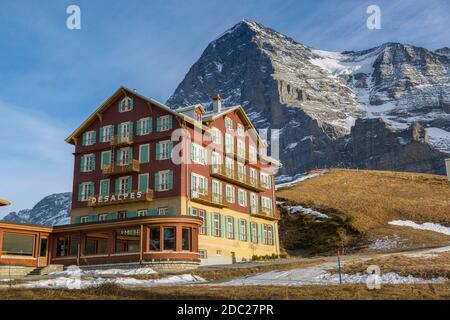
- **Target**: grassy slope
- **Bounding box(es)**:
[276,169,450,254]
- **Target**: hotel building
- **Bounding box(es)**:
[0,87,281,270]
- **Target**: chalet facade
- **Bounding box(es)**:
[0,87,281,270]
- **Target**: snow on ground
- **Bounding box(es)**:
[368,236,400,250]
[287,205,329,219]
[215,264,446,287]
[275,170,327,189]
[426,127,450,154]
[389,220,450,236]
[50,265,157,277]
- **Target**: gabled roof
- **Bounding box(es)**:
[65,86,207,145]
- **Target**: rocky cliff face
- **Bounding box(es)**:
[3,193,71,226]
[167,20,450,177]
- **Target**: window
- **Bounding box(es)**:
[1,233,34,256]
[163,227,176,251]
[261,196,273,215]
[136,117,152,136]
[209,127,222,145]
[138,173,149,192]
[191,173,208,196]
[198,210,206,235]
[117,147,132,166]
[199,249,207,259]
[237,139,245,159]
[239,219,248,241]
[224,117,233,129]
[225,157,234,176]
[118,121,133,143]
[39,238,48,257]
[80,216,89,223]
[250,193,258,215]
[226,216,235,239]
[249,145,257,164]
[119,97,134,112]
[155,170,173,191]
[82,130,96,146]
[225,133,234,154]
[263,225,269,245]
[267,225,274,245]
[98,214,108,222]
[137,210,147,217]
[80,154,95,172]
[238,189,248,207]
[251,223,258,243]
[101,151,111,169]
[211,180,223,205]
[225,185,235,203]
[237,123,245,137]
[100,125,113,143]
[149,227,161,251]
[117,211,127,220]
[156,140,172,160]
[260,172,272,189]
[182,228,191,251]
[213,213,221,237]
[118,176,131,194]
[237,163,246,181]
[249,168,258,185]
[139,144,150,163]
[100,179,110,197]
[190,143,207,165]
[157,115,172,132]
[79,182,94,201]
[158,207,169,215]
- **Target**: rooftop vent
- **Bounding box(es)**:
[212,94,222,113]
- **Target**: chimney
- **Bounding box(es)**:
[212,94,222,113]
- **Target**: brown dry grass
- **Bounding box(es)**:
[332,252,450,279]
[277,169,450,250]
[1,283,449,300]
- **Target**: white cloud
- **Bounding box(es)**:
[0,101,73,216]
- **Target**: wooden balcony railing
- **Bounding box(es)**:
[110,134,133,147]
[87,189,154,207]
[210,164,265,192]
[250,206,280,220]
[191,188,226,208]
[102,159,140,176]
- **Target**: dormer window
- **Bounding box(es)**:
[119,97,134,112]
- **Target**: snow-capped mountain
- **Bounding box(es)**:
[2,193,71,226]
[167,20,450,177]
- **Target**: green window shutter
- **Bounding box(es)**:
[225,216,229,239]
[90,182,95,196]
[238,219,242,240]
[234,217,238,239]
[210,213,215,236]
[272,226,276,246]
[140,145,149,163]
[136,119,141,136]
[130,98,134,108]
[154,172,160,191]
[80,156,84,172]
[139,174,148,192]
[110,125,115,136]
[246,220,250,242]
[117,125,122,139]
[220,214,225,238]
[82,132,87,146]
[148,117,153,133]
[169,141,173,157]
[118,100,123,112]
[127,176,132,192]
[168,170,173,190]
[148,208,158,216]
[102,151,111,167]
[190,144,195,162]
[167,207,174,215]
[75,217,81,224]
[205,212,210,236]
[129,121,133,139]
[156,117,161,132]
[168,115,173,130]
[78,184,83,201]
[155,143,161,160]
[189,207,194,216]
[261,224,265,244]
[92,154,96,170]
[100,180,108,196]
[99,127,104,142]
[127,148,132,161]
[107,213,117,221]
[92,131,96,144]
[89,215,98,222]
[115,178,120,193]
[116,150,122,163]
[257,223,261,244]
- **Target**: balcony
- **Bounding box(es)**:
[210,164,265,192]
[110,134,133,147]
[87,189,154,207]
[250,207,281,221]
[190,189,227,208]
[102,159,140,176]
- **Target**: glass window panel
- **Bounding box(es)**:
[2,233,34,256]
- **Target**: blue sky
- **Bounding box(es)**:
[0,0,449,216]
